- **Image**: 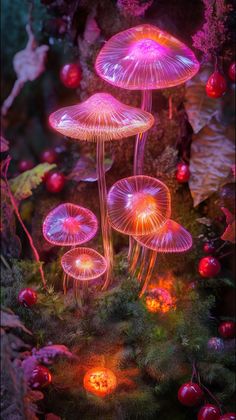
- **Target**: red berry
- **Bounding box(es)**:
[40,148,58,164]
[198,256,221,278]
[206,71,227,98]
[178,382,203,407]
[30,365,52,389]
[18,288,37,307]
[176,162,190,183]
[18,159,34,173]
[220,414,236,420]
[60,63,82,89]
[218,321,236,339]
[45,171,65,193]
[228,62,236,82]
[203,242,216,254]
[198,404,221,420]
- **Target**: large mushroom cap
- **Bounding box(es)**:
[107,175,171,236]
[43,203,98,246]
[61,247,107,281]
[95,24,199,90]
[49,93,154,142]
[134,219,192,252]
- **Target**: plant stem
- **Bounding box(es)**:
[3,158,47,289]
[96,139,113,290]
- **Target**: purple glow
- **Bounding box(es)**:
[95,24,200,90]
[61,247,107,281]
[43,203,98,246]
[107,176,171,236]
[134,219,192,252]
[49,93,154,142]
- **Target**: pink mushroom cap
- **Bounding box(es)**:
[43,203,98,246]
[134,219,192,252]
[61,247,107,281]
[107,175,171,236]
[49,93,154,142]
[95,24,200,90]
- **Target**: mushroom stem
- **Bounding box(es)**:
[129,90,152,265]
[139,250,157,297]
[97,139,113,290]
[133,90,152,176]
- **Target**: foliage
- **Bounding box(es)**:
[9,163,56,201]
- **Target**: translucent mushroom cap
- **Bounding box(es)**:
[134,219,192,252]
[107,175,171,236]
[43,203,98,246]
[61,247,107,281]
[95,24,200,90]
[49,93,154,142]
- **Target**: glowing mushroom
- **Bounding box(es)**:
[133,219,192,295]
[61,247,107,282]
[107,175,171,271]
[49,93,154,290]
[95,24,199,175]
[43,203,98,246]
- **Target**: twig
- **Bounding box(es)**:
[2,157,47,289]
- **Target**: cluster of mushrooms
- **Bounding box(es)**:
[44,24,199,296]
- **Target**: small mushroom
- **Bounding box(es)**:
[42,203,98,247]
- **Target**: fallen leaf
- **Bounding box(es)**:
[67,154,113,182]
[9,163,56,201]
[34,344,73,363]
[185,66,221,134]
[221,207,236,243]
[189,118,235,206]
[1,310,32,334]
[0,136,9,152]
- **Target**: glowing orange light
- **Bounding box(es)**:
[145,287,174,313]
[83,367,117,397]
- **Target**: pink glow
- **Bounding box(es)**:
[134,219,192,252]
[43,203,98,246]
[95,24,200,90]
[61,247,107,281]
[49,93,154,142]
[107,176,171,236]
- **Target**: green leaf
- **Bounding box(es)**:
[9,163,56,201]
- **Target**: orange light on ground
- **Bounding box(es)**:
[145,287,174,313]
[83,367,117,397]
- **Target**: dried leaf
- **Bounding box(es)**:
[0,136,9,152]
[196,217,212,226]
[67,154,113,182]
[1,310,32,334]
[9,163,56,201]
[221,207,236,243]
[185,66,221,134]
[34,344,73,363]
[189,118,235,206]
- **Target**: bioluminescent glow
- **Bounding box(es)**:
[145,287,174,313]
[95,24,200,90]
[95,24,199,177]
[107,176,171,236]
[134,219,192,252]
[49,93,154,290]
[83,367,117,397]
[61,247,107,281]
[49,93,154,142]
[131,220,192,296]
[43,203,98,246]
